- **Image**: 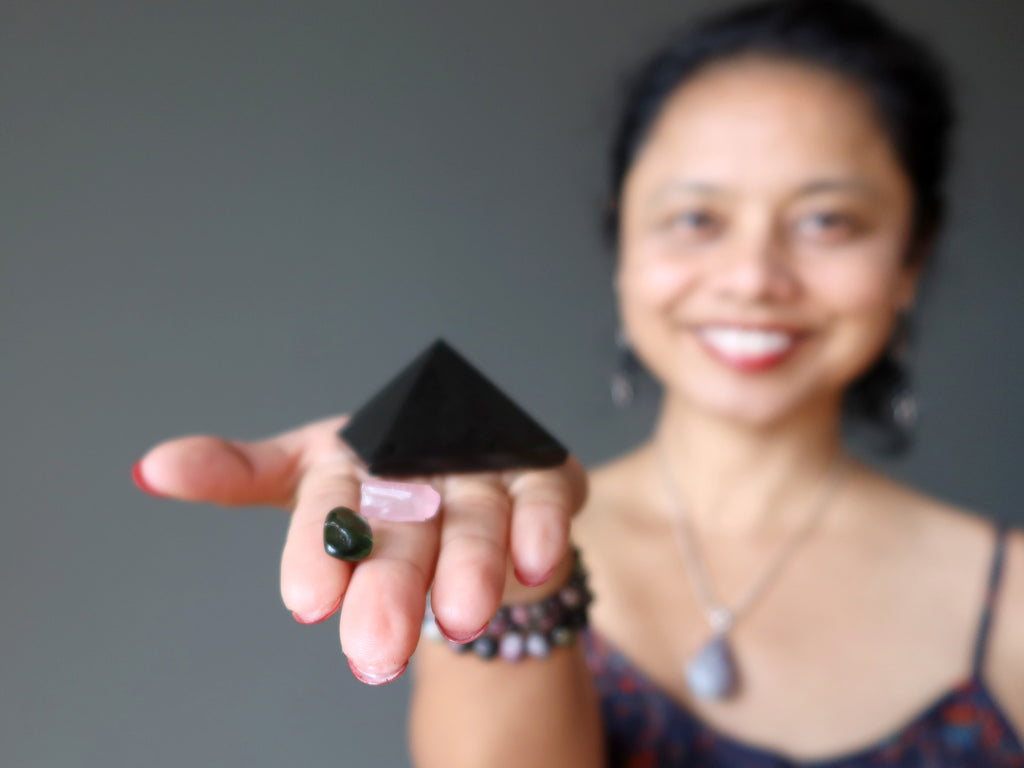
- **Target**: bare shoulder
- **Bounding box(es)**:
[889,471,1024,734]
[987,523,1024,735]
[854,466,997,556]
[848,468,1024,732]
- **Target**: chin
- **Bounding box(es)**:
[704,398,801,430]
[672,376,837,431]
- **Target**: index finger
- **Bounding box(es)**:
[133,414,351,508]
[280,450,363,623]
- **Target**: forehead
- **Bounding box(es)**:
[624,56,905,197]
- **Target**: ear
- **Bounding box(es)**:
[612,261,628,304]
[895,260,924,312]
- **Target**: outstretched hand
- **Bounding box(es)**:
[133,414,588,684]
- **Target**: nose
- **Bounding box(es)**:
[708,225,799,303]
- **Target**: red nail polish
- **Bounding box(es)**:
[435,619,487,644]
[347,658,408,686]
[291,596,342,625]
[515,563,554,588]
[292,611,327,625]
[132,459,167,497]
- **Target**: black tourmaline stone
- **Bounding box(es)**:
[323,507,373,561]
[340,338,568,475]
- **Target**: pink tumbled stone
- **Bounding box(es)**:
[359,480,441,522]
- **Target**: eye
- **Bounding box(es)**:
[664,209,723,239]
[794,210,862,243]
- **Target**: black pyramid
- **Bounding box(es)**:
[339,339,568,475]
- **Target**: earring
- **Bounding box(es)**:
[887,311,919,433]
[611,327,640,408]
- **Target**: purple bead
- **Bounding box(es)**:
[499,631,526,661]
[509,604,531,628]
[528,602,548,621]
[486,613,510,637]
[525,631,551,658]
[559,585,584,608]
[537,611,557,632]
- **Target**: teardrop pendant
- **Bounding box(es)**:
[685,633,739,701]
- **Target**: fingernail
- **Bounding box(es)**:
[132,458,168,497]
[515,563,555,588]
[435,619,487,644]
[292,595,342,625]
[347,658,408,686]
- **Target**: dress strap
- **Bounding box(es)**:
[971,520,1010,677]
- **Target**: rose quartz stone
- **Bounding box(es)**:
[359,480,441,522]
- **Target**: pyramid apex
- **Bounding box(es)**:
[340,339,567,475]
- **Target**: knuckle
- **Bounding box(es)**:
[297,465,359,504]
[443,490,509,520]
[442,531,506,562]
[372,555,433,594]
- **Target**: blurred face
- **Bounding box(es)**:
[615,57,920,427]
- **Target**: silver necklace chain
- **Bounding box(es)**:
[657,445,849,636]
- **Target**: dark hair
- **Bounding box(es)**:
[604,0,957,452]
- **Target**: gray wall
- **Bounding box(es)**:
[2,1,1021,765]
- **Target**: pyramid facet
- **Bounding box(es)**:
[340,339,568,475]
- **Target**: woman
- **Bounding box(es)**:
[132,0,1024,765]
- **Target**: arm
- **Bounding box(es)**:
[409,553,605,768]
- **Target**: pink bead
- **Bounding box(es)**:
[509,604,532,628]
[499,632,526,661]
[359,480,441,522]
[559,586,584,608]
[486,614,510,637]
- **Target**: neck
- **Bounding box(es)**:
[650,394,847,537]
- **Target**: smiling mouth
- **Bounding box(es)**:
[694,325,806,372]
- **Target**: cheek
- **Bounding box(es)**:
[807,256,904,371]
[804,228,909,312]
[617,256,701,315]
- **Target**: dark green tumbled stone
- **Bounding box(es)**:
[323,507,373,561]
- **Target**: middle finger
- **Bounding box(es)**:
[428,474,511,643]
[339,494,441,684]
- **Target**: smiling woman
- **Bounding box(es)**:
[615,57,919,430]
[133,0,1024,766]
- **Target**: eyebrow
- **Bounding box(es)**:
[795,179,879,198]
[646,181,721,203]
[644,177,879,210]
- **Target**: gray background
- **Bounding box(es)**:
[2,0,1021,765]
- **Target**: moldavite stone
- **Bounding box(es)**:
[340,339,568,475]
[323,507,373,561]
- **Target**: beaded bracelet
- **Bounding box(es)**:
[421,547,593,661]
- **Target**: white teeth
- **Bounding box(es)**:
[697,326,795,357]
